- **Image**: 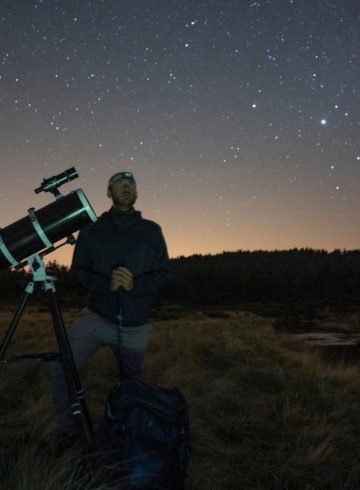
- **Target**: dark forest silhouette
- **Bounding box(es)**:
[1,248,360,308]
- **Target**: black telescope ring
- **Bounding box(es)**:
[28,208,53,249]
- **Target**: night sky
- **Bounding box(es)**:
[1,0,360,266]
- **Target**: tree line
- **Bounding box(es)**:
[1,248,360,306]
[162,248,360,307]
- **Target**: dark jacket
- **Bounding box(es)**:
[70,208,172,325]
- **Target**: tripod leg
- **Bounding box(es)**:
[0,290,32,362]
[46,288,93,451]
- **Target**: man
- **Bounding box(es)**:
[51,171,172,447]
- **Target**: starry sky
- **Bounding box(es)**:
[1,0,360,267]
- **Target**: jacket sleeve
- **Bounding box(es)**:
[130,228,172,297]
[70,228,110,293]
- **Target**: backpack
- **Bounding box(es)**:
[89,379,190,489]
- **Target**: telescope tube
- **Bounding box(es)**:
[0,189,97,269]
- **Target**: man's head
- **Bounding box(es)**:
[107,171,137,211]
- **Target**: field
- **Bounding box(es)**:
[1,302,360,489]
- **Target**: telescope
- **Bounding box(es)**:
[0,167,97,269]
[0,168,96,449]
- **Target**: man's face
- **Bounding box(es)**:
[108,178,137,208]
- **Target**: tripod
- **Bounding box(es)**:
[0,254,93,453]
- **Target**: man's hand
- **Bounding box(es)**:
[110,267,134,292]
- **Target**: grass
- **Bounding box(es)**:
[1,305,360,488]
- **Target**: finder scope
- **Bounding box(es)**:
[34,167,78,196]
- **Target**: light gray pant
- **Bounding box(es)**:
[51,307,151,436]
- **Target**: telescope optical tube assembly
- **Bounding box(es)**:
[0,189,97,270]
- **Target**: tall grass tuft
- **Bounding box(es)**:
[1,307,360,488]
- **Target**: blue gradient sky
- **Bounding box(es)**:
[1,1,360,266]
